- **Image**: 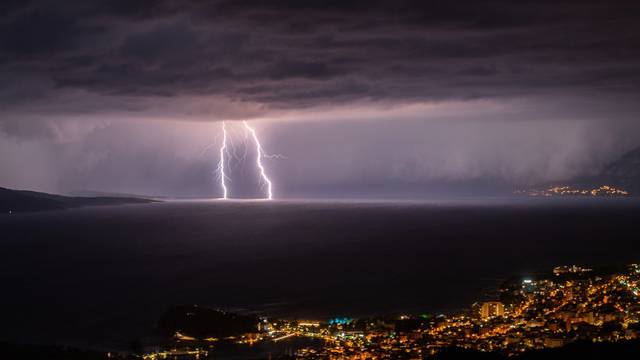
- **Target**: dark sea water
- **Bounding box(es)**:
[1,198,639,350]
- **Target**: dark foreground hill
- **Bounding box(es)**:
[432,339,640,360]
[157,305,258,339]
[1,343,111,360]
[5,339,638,360]
[0,187,156,213]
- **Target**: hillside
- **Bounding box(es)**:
[529,146,640,196]
[597,146,640,194]
[0,187,156,213]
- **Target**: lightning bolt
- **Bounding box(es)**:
[243,120,273,200]
[217,121,229,199]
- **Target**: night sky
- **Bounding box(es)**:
[2,0,640,198]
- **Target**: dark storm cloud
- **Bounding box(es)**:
[1,0,640,114]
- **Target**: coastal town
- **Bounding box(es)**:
[515,185,629,197]
[141,263,640,359]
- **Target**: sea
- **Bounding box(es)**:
[1,198,639,350]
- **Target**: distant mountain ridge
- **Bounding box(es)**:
[522,147,640,197]
[576,146,640,195]
[0,187,157,213]
[598,147,640,193]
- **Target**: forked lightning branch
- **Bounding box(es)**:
[216,121,274,200]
